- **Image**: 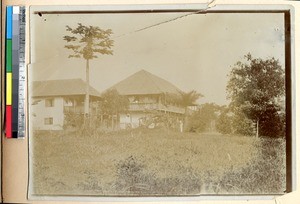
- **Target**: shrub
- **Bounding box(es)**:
[215,137,286,194]
[63,112,84,130]
[216,110,233,134]
[186,112,207,132]
[114,156,156,195]
[259,107,286,137]
[232,112,255,136]
[114,156,204,195]
[187,103,220,133]
[77,171,103,193]
[217,110,255,136]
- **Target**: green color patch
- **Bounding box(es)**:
[6,39,12,72]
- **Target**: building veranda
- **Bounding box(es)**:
[31,70,190,132]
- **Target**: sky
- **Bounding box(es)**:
[30,8,285,105]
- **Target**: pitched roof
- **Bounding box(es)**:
[108,69,183,95]
[31,79,101,97]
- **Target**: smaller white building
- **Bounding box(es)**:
[30,79,101,130]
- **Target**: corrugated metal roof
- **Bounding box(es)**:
[31,78,101,97]
[108,69,183,95]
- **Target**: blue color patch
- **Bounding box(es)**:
[6,6,12,39]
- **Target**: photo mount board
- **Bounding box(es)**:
[2,0,300,203]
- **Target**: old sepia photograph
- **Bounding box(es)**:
[28,5,290,197]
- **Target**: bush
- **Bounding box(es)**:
[216,110,255,136]
[77,171,103,193]
[216,110,233,134]
[187,112,207,132]
[113,156,203,195]
[112,137,286,195]
[259,107,286,137]
[214,137,286,194]
[114,156,156,195]
[187,103,219,133]
[232,113,255,136]
[63,112,84,129]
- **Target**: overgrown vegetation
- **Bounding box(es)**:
[214,137,286,194]
[31,128,285,196]
[226,53,285,137]
[99,88,129,117]
[63,112,84,129]
[187,103,219,133]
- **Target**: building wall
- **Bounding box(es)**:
[31,97,64,130]
[119,112,147,129]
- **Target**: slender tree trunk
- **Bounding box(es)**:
[84,59,90,129]
[84,59,90,115]
[256,119,259,138]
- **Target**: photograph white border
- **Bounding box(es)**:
[1,0,298,204]
[27,3,296,202]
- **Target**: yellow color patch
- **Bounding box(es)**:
[6,73,12,105]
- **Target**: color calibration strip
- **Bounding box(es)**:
[5,6,26,138]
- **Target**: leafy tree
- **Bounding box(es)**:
[187,103,220,133]
[100,89,129,128]
[180,90,203,107]
[258,104,286,137]
[63,23,114,116]
[216,106,233,135]
[216,105,255,136]
[227,53,285,137]
[231,111,255,136]
[100,89,129,115]
[179,90,203,131]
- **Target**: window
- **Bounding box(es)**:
[45,98,54,107]
[44,117,53,125]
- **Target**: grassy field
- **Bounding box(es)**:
[31,128,286,196]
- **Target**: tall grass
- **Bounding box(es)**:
[210,137,286,194]
[31,128,286,196]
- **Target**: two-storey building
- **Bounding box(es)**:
[107,70,185,129]
[30,79,101,130]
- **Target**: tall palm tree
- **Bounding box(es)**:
[63,23,114,118]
